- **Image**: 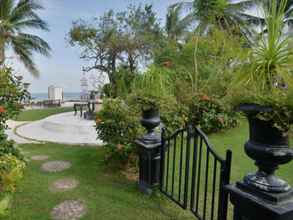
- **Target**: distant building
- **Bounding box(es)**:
[48,86,63,101]
[80,73,89,101]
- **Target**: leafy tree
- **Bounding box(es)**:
[172,0,255,36]
[69,4,162,95]
[0,0,51,77]
[166,3,193,41]
[118,5,163,73]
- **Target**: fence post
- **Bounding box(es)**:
[135,108,162,195]
[226,115,293,220]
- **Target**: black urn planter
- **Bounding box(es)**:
[135,108,162,194]
[239,104,293,194]
[140,108,161,144]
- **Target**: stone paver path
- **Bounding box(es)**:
[31,155,49,161]
[50,178,79,192]
[15,112,103,145]
[32,152,87,218]
[51,200,87,220]
[41,161,72,173]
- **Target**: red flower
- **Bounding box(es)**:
[0,106,6,113]
[200,95,211,101]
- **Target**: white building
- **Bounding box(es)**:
[80,73,89,101]
[48,86,63,101]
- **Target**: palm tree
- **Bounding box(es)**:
[248,0,293,28]
[0,0,51,77]
[166,3,193,41]
[172,0,255,36]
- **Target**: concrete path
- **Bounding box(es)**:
[5,120,39,144]
[15,112,103,145]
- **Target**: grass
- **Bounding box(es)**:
[2,120,293,220]
[3,144,194,220]
[14,107,73,121]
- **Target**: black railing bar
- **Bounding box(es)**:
[178,131,184,202]
[164,128,186,141]
[160,129,166,191]
[195,137,203,213]
[203,149,210,220]
[217,150,232,220]
[171,137,177,197]
[210,157,218,220]
[166,139,170,192]
[195,127,225,163]
[183,130,191,209]
[190,134,198,211]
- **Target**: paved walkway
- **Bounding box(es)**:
[5,120,39,144]
[12,112,103,145]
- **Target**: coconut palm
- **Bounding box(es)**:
[166,3,193,41]
[0,0,51,77]
[172,0,255,36]
[248,0,293,28]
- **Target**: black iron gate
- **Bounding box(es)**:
[160,125,232,220]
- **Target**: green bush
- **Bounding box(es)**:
[0,67,26,201]
[0,67,26,130]
[189,95,239,133]
[0,154,26,193]
[0,133,25,162]
[96,98,142,145]
[96,98,143,165]
[127,93,187,134]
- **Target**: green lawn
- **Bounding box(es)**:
[2,121,293,220]
[15,107,73,121]
[3,144,194,220]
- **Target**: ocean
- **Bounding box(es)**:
[31,92,81,101]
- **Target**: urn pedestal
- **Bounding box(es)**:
[226,104,293,220]
[135,108,162,195]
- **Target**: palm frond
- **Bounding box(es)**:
[0,0,50,75]
[14,33,51,56]
[0,0,14,19]
[9,0,44,24]
[11,36,39,77]
[13,18,49,31]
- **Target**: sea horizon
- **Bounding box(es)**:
[31,92,81,101]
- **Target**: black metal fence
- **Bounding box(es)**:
[160,125,232,220]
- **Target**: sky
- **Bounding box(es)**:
[8,0,179,93]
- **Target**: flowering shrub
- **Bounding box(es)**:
[126,92,187,134]
[0,155,26,193]
[188,95,239,133]
[0,136,25,162]
[96,98,142,145]
[0,67,26,132]
[95,98,143,165]
[0,67,26,201]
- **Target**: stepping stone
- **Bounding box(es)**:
[50,178,79,192]
[51,200,87,220]
[31,155,49,161]
[41,161,71,173]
